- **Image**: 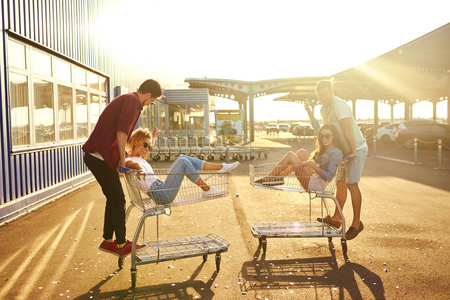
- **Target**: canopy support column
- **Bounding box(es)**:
[249,85,255,142]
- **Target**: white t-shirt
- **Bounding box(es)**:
[334,101,352,120]
[125,156,158,192]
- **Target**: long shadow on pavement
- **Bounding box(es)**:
[239,241,385,300]
[73,262,217,299]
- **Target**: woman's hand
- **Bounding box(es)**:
[136,168,147,180]
[152,126,160,137]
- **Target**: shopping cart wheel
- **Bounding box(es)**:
[238,154,243,160]
[207,154,214,161]
[164,155,171,161]
[215,254,221,271]
[152,155,160,161]
[341,238,348,255]
[220,155,226,161]
[264,153,268,159]
[260,238,267,253]
[203,254,208,262]
[118,257,124,269]
[131,268,137,288]
[250,155,255,160]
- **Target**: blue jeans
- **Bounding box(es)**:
[148,155,204,205]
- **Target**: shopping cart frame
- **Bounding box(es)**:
[121,168,230,288]
[249,163,348,256]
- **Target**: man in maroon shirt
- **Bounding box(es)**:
[83,79,163,258]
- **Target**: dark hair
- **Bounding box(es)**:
[310,124,344,160]
[315,79,335,93]
[138,79,163,98]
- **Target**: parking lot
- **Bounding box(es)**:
[0,137,449,299]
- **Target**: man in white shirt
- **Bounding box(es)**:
[315,80,368,240]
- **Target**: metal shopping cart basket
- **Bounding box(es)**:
[121,168,230,287]
[249,162,348,256]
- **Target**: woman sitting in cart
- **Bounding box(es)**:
[255,123,344,192]
[125,127,239,205]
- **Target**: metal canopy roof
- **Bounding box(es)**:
[186,22,450,105]
[333,22,450,103]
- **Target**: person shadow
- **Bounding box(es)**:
[239,240,385,300]
[73,261,217,299]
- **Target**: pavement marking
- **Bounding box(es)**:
[0,225,61,299]
[377,156,415,164]
[16,209,81,300]
[42,202,95,298]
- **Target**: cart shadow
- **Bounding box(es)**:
[73,262,218,299]
[240,241,385,300]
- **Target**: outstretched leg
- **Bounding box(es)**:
[263,151,314,189]
[279,149,310,177]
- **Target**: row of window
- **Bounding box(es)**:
[8,38,108,150]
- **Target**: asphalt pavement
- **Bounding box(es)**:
[0,137,449,299]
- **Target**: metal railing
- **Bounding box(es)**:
[372,136,448,169]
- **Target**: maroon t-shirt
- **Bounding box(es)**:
[83,92,143,170]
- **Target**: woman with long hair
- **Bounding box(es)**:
[255,124,344,192]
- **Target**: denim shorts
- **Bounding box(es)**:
[336,145,368,184]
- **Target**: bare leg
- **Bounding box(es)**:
[264,151,314,189]
[279,149,310,177]
[195,177,210,191]
[347,183,362,228]
[202,161,223,171]
[330,181,347,222]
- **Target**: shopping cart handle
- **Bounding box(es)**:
[119,167,131,173]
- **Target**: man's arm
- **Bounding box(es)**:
[339,117,356,155]
[117,131,128,170]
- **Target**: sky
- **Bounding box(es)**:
[100,0,450,121]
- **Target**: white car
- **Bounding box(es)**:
[376,123,399,143]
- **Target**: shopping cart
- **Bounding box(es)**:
[249,162,348,256]
[121,168,231,288]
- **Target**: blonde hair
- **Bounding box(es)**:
[126,128,152,154]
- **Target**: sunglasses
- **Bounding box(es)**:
[143,142,152,149]
[320,133,333,140]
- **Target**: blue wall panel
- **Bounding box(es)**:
[0,0,154,221]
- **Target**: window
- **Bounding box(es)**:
[33,80,54,144]
[431,125,444,133]
[7,38,108,150]
[10,73,29,146]
[56,60,71,82]
[76,90,88,139]
[32,50,52,77]
[187,104,204,130]
[57,85,73,141]
[8,40,26,69]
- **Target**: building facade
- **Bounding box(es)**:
[0,0,154,223]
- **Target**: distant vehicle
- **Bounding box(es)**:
[289,123,301,134]
[292,122,315,137]
[395,120,450,148]
[376,123,399,143]
[278,124,290,132]
[266,123,279,134]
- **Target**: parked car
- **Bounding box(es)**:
[278,124,290,132]
[292,122,315,137]
[376,123,399,143]
[266,123,279,134]
[395,121,450,148]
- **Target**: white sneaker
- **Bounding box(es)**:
[219,161,239,173]
[203,186,227,198]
